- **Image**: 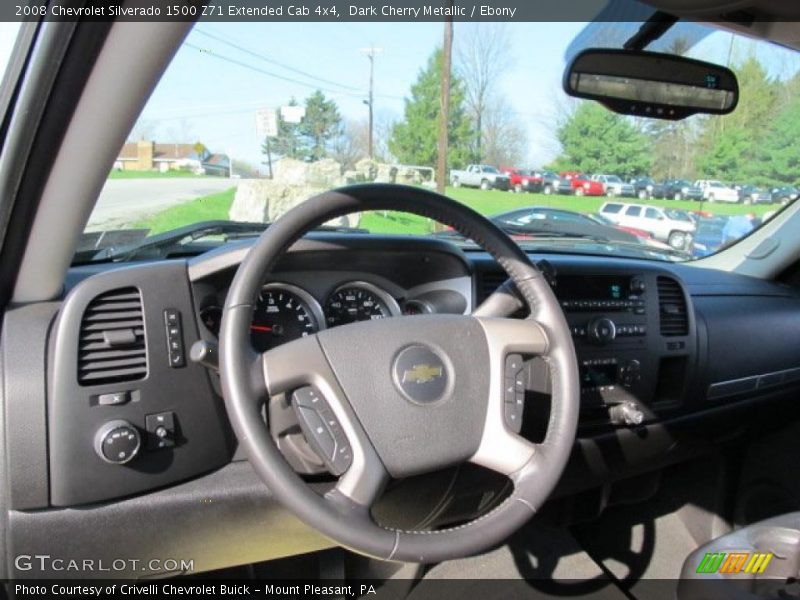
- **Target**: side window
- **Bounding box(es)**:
[645,208,660,219]
[625,206,642,217]
[602,204,622,214]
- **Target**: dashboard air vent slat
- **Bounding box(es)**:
[78,287,147,385]
[657,276,689,336]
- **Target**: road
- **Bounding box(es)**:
[86,177,237,230]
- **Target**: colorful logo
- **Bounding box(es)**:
[696,552,773,574]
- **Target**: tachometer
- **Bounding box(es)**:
[250,284,325,351]
[324,282,401,327]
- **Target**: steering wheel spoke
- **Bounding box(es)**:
[468,317,549,476]
[261,334,388,507]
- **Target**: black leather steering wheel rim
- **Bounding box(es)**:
[219,183,579,563]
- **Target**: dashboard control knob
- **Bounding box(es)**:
[609,402,645,426]
[587,317,616,345]
[94,420,141,465]
[620,359,641,386]
[630,277,646,294]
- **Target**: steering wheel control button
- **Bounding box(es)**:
[292,387,352,476]
[164,308,185,368]
[96,390,130,406]
[503,354,526,432]
[145,411,176,450]
[505,354,526,404]
[504,400,524,433]
[392,345,449,404]
[94,420,141,464]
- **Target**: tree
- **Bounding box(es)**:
[265,98,303,160]
[300,90,342,161]
[695,125,751,181]
[128,118,158,142]
[480,97,528,167]
[331,120,368,172]
[753,95,800,184]
[456,23,511,162]
[389,48,472,169]
[693,54,778,182]
[549,102,652,178]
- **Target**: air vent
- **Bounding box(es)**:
[78,287,147,385]
[477,270,508,304]
[657,276,688,336]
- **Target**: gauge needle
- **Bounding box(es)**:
[250,325,272,332]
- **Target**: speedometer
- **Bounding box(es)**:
[324,282,401,327]
[250,284,324,352]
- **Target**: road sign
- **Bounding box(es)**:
[256,108,277,138]
[281,105,305,124]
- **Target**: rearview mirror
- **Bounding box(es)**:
[564,49,738,120]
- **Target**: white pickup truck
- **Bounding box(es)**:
[449,165,510,191]
[694,180,740,203]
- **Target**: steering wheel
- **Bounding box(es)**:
[219,184,579,563]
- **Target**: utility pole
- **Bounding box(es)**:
[436,14,454,197]
[360,46,383,160]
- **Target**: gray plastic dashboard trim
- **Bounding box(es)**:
[186,235,473,282]
[2,302,60,509]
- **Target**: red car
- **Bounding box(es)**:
[499,167,543,194]
[559,171,605,196]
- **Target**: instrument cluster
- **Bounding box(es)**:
[200,280,432,351]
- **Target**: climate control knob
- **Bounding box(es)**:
[587,317,616,345]
[94,420,141,465]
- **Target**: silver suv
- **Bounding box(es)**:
[599,201,696,250]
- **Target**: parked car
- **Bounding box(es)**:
[499,167,543,194]
[629,177,665,200]
[694,179,740,203]
[557,172,605,196]
[586,212,657,240]
[491,207,648,239]
[737,185,773,205]
[591,174,635,197]
[771,185,799,205]
[662,179,703,201]
[535,170,561,195]
[692,215,730,258]
[449,164,510,191]
[489,207,645,244]
[599,201,697,250]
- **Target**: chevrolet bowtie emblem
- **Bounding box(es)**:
[402,364,444,384]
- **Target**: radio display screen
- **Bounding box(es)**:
[558,276,629,300]
[580,363,618,388]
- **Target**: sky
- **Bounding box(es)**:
[131,21,587,169]
[1,18,798,171]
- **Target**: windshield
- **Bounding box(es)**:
[81,20,800,264]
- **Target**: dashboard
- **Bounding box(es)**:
[6,232,800,576]
[196,276,468,353]
[16,234,800,511]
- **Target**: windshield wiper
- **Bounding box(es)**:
[89,221,271,262]
[81,220,372,263]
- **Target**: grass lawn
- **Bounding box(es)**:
[132,188,237,235]
[108,169,211,179]
[132,185,776,236]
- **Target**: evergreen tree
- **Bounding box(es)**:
[548,102,652,178]
[389,48,472,169]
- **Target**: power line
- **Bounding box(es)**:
[184,41,366,98]
[194,28,364,93]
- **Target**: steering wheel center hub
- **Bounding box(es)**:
[392,344,451,404]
